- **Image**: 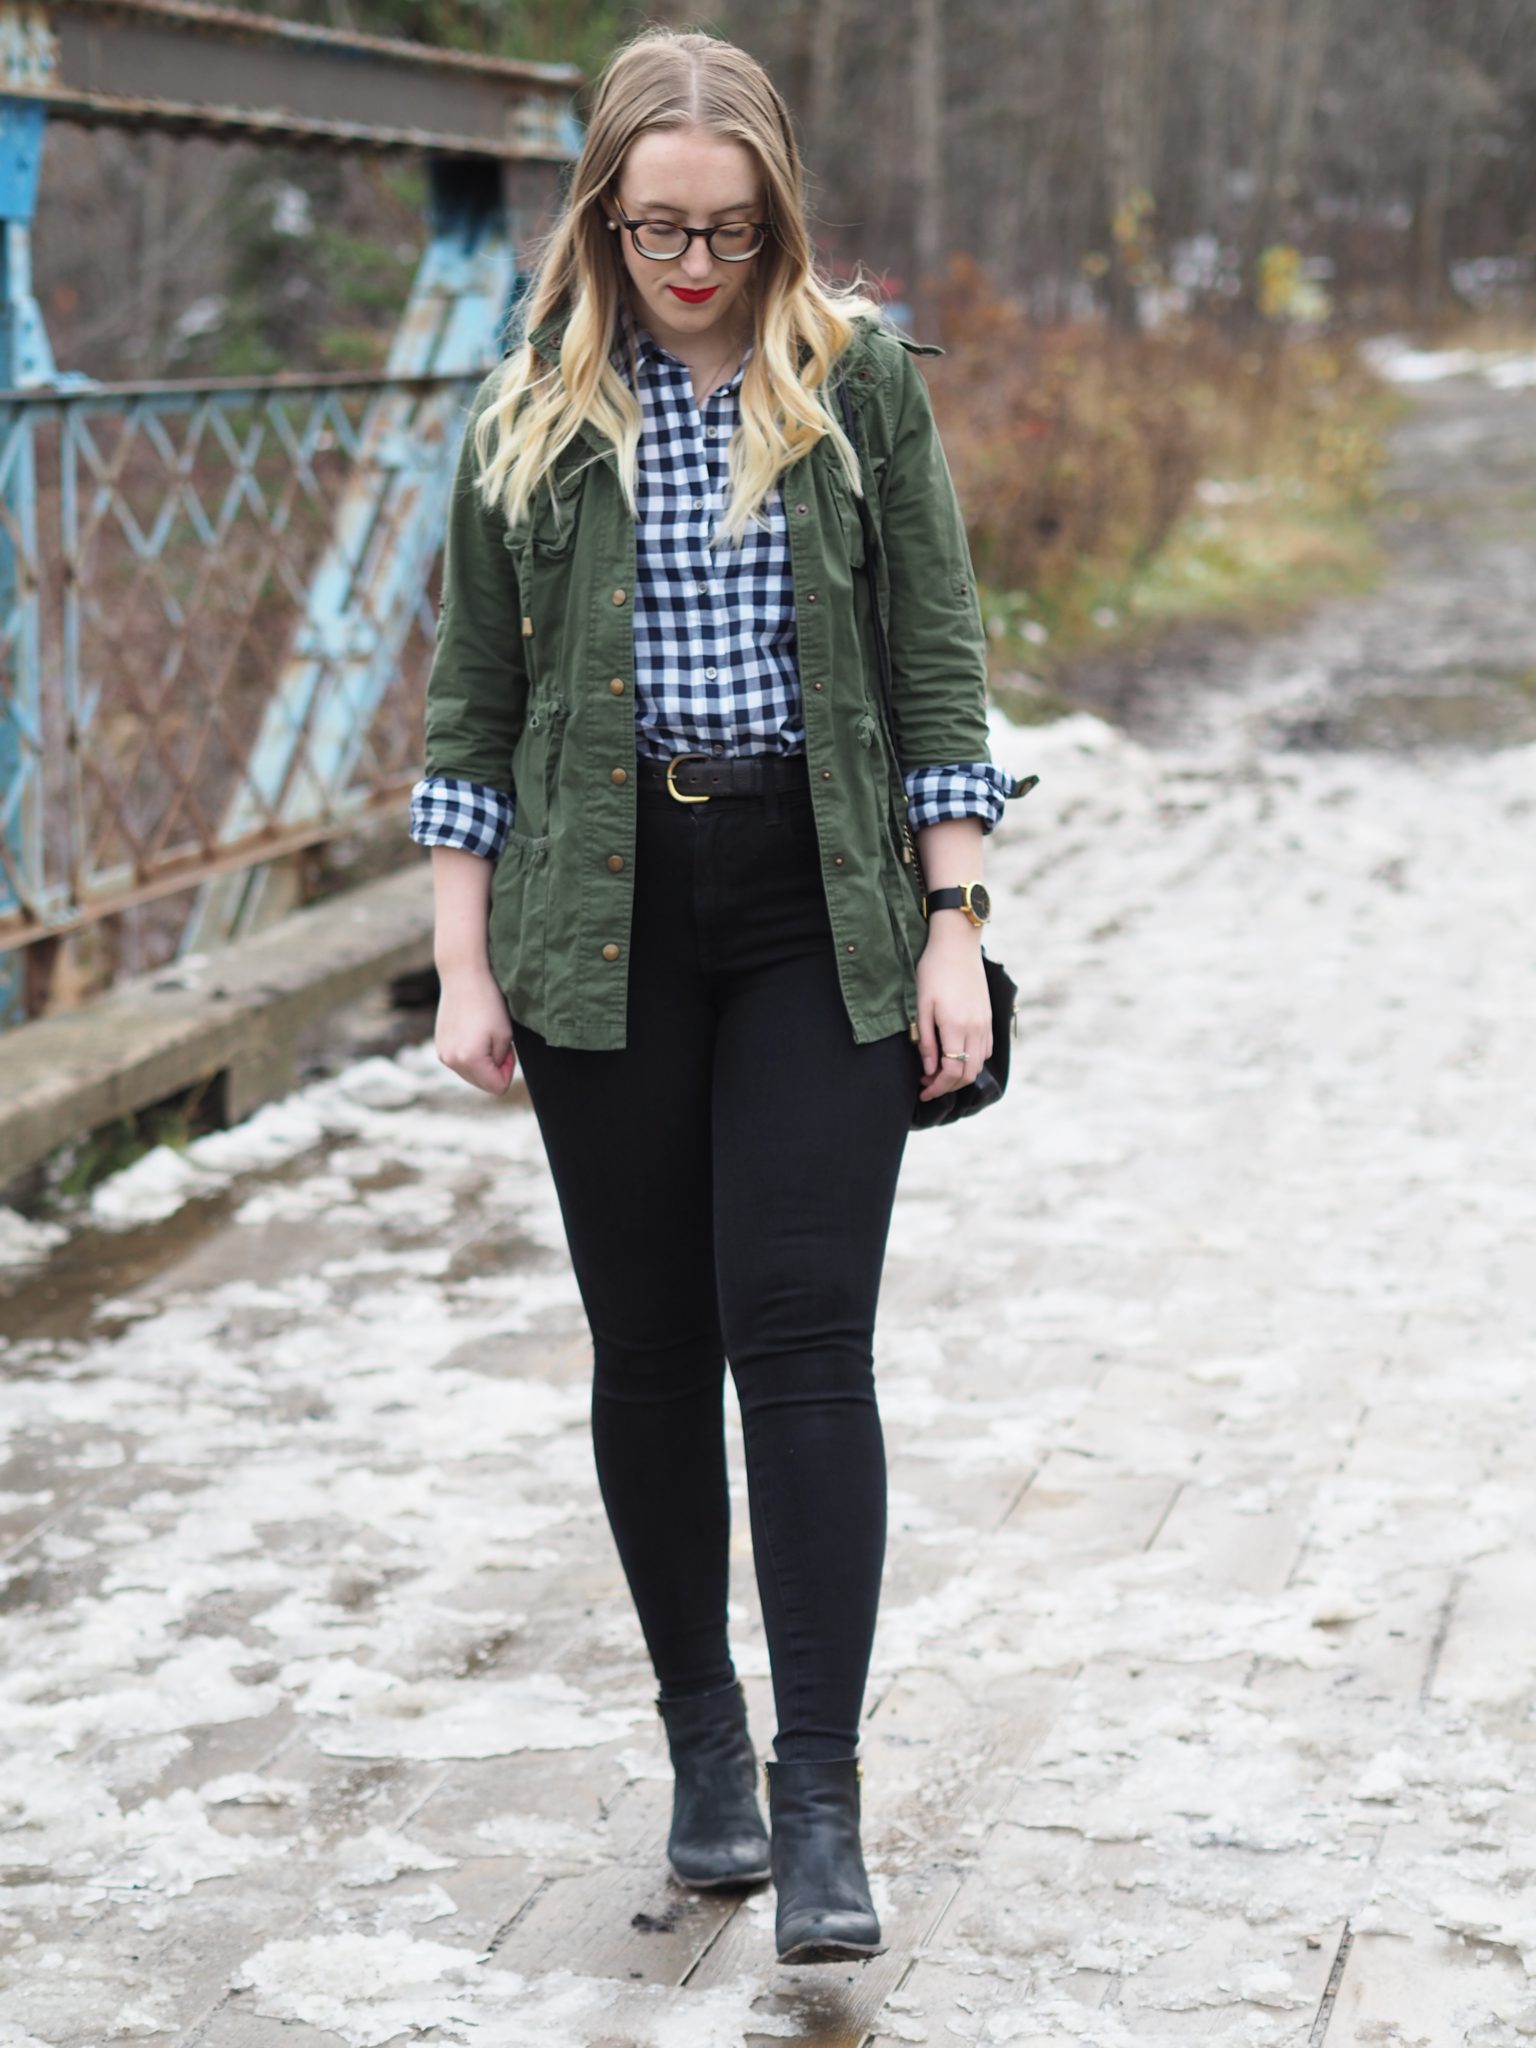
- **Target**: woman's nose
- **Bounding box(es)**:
[678,238,716,282]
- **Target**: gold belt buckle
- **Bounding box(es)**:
[665,751,712,803]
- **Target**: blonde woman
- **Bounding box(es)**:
[410,27,1029,1967]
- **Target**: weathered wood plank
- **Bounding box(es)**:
[1147,1484,1307,1596]
[1422,1550,1536,1719]
[1326,1915,1527,2043]
[0,863,435,1191]
[999,1448,1181,1551]
[483,1854,746,1982]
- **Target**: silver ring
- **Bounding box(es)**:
[941,1051,970,1063]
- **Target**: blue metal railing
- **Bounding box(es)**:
[0,1,576,1025]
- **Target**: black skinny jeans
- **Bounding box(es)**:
[509,766,920,1762]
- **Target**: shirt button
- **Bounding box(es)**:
[607,854,625,872]
[693,499,705,511]
[704,666,718,680]
[610,767,628,785]
[610,678,626,695]
[711,743,725,756]
[611,588,627,605]
[602,943,621,961]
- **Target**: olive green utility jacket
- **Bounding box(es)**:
[421,303,1027,1050]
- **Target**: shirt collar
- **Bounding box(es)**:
[609,295,755,395]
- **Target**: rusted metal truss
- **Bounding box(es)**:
[0,3,578,1024]
[2,0,583,159]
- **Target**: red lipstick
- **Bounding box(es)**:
[669,285,719,303]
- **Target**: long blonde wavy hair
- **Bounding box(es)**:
[472,27,887,548]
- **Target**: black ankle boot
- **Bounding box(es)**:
[764,1755,886,1964]
[655,1678,771,1888]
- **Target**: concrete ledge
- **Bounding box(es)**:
[0,862,435,1192]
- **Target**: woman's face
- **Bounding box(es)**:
[604,126,766,354]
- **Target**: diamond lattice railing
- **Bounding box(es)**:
[0,369,480,954]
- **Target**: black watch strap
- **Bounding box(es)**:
[923,882,991,926]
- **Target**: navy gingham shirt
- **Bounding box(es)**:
[410,309,1015,860]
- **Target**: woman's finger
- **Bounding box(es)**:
[924,1008,967,1097]
[916,991,940,1081]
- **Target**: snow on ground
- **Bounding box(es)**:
[2,373,1536,2041]
[1362,331,1536,389]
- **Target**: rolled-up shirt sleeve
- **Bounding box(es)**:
[904,759,1034,833]
[909,757,1040,827]
[409,773,514,860]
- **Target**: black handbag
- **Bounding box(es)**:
[833,371,1031,1130]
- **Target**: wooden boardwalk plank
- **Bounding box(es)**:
[1326,1915,1525,2044]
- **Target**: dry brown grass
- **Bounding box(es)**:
[923,255,1392,631]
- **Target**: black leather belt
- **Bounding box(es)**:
[638,750,811,801]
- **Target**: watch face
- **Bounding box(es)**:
[968,882,992,922]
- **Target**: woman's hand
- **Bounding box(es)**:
[435,964,518,1096]
[914,914,992,1105]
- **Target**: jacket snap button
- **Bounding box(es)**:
[607,854,624,872]
[795,503,808,515]
[820,769,832,781]
[845,942,857,953]
[611,587,627,606]
[806,590,817,602]
[812,681,824,691]
[610,677,626,694]
[601,943,621,961]
[833,854,845,866]
[610,766,628,785]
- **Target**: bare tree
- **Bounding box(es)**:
[911,0,944,323]
[1098,0,1156,329]
[1238,0,1335,322]
[805,0,850,168]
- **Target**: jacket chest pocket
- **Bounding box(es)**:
[504,489,581,834]
[828,471,868,569]
[506,465,586,679]
[826,437,887,572]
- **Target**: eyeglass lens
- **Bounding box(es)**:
[632,222,765,261]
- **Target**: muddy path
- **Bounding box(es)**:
[1054,370,1536,761]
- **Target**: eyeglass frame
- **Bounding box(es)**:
[607,203,772,263]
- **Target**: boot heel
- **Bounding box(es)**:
[765,1755,886,1964]
[655,1678,771,1888]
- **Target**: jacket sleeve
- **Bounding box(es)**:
[418,368,529,800]
[877,342,995,777]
